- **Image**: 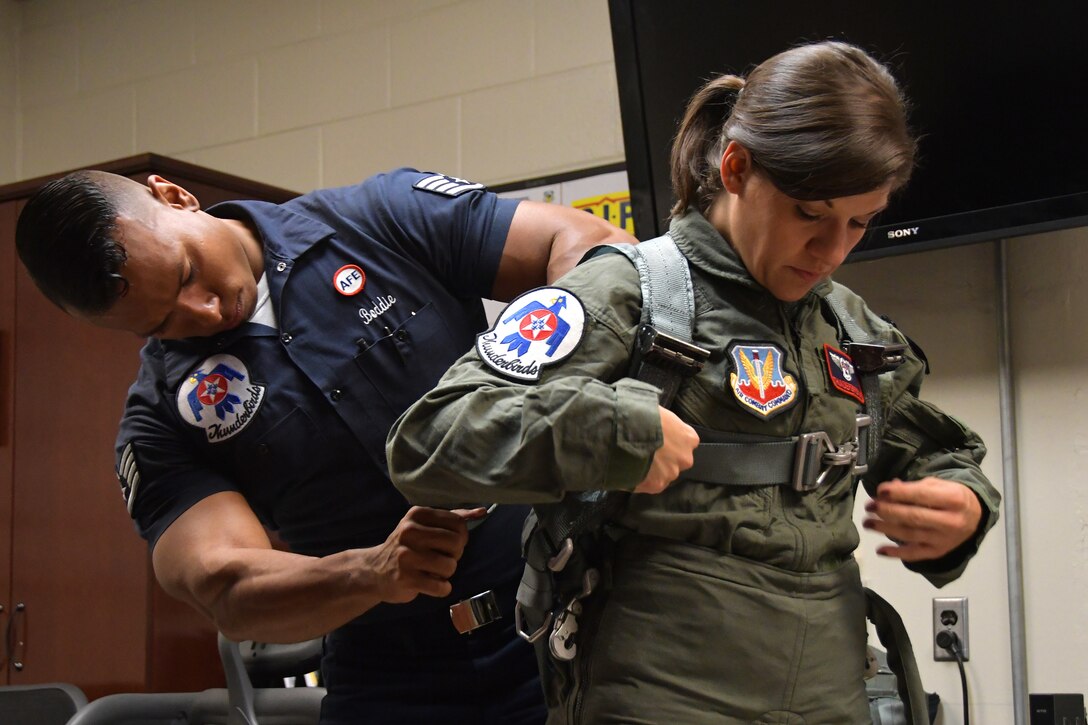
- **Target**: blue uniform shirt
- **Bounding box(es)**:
[115,168,525,622]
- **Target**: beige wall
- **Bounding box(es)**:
[5,0,622,191]
[5,2,1087,723]
[1,0,17,182]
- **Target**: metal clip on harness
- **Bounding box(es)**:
[792,415,872,491]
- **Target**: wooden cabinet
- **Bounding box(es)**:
[0,155,297,699]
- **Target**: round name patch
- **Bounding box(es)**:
[476,287,586,382]
[334,264,366,296]
[177,354,266,442]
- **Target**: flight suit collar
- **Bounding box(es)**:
[668,207,832,302]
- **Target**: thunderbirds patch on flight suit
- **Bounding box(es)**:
[727,342,800,419]
[177,354,266,443]
[476,287,586,382]
[823,344,865,404]
[413,173,485,197]
[117,442,141,514]
[333,263,366,296]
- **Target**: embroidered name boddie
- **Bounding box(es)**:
[359,295,397,324]
[476,287,586,382]
[177,354,266,442]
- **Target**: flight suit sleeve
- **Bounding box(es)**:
[862,320,1001,588]
[387,255,664,508]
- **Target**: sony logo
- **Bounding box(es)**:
[887,227,920,239]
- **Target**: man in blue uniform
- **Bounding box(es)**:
[15,167,634,724]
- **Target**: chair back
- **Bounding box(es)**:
[0,683,87,724]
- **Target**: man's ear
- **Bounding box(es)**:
[719,140,751,194]
[147,174,201,211]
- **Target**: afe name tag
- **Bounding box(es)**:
[476,287,586,382]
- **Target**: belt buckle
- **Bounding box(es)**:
[450,590,502,635]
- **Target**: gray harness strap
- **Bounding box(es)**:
[607,235,695,340]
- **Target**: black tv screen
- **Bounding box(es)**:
[609,0,1088,260]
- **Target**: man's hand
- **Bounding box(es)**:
[634,407,699,494]
[862,477,983,562]
[364,506,485,603]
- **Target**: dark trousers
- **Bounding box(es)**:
[320,608,546,725]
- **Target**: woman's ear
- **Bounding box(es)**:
[720,140,750,194]
[146,174,201,211]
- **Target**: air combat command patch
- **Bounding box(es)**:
[727,341,800,418]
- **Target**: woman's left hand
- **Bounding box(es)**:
[862,477,982,562]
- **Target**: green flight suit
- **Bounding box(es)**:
[387,209,1001,724]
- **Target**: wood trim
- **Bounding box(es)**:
[0,153,299,203]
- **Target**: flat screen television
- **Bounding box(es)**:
[608,0,1088,260]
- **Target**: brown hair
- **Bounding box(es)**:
[669,41,916,217]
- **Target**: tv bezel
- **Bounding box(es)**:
[607,0,1088,260]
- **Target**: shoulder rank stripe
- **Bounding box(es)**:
[414,174,484,197]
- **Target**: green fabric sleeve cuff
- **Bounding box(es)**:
[604,378,665,490]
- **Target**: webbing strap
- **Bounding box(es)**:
[866,588,929,725]
[683,435,807,487]
[607,235,696,339]
[822,287,884,465]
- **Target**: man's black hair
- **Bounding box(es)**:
[15,171,130,315]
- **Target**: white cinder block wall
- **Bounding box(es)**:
[5,0,623,192]
[4,1,1087,723]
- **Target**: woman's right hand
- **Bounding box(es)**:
[633,407,699,494]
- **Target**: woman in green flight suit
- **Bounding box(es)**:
[387,41,1000,724]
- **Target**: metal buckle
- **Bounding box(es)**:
[514,602,552,644]
[792,432,837,492]
[792,423,868,492]
[637,325,711,374]
[450,590,502,634]
[843,342,908,373]
[853,415,872,475]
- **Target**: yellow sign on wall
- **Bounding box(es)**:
[571,192,635,235]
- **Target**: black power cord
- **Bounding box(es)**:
[936,630,970,725]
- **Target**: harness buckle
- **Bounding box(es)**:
[792,417,870,492]
[636,325,711,375]
[514,602,552,644]
[854,415,872,476]
[843,342,908,373]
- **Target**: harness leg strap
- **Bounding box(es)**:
[866,588,930,725]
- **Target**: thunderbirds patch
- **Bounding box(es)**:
[727,342,800,418]
[413,173,484,197]
[177,354,266,442]
[476,287,585,381]
[824,344,865,404]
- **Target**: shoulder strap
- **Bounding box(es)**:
[601,235,696,340]
[820,284,907,468]
[587,236,707,406]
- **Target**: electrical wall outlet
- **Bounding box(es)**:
[933,597,969,661]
